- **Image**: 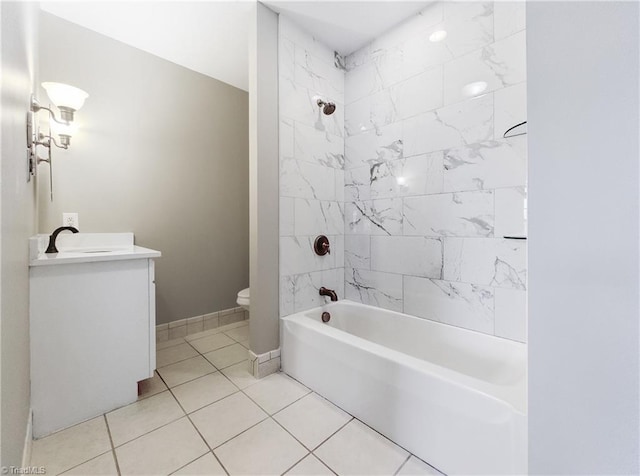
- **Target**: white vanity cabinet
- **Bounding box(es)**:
[29,233,160,438]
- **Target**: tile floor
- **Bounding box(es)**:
[30,320,443,476]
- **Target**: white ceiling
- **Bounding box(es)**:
[264,1,430,55]
[40,1,430,92]
[40,1,252,91]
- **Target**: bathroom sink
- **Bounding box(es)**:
[29,233,160,266]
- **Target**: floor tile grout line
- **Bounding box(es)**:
[310,416,355,454]
[234,374,348,473]
[157,370,232,476]
[187,339,243,359]
[166,451,212,476]
[160,368,239,476]
[156,349,201,368]
[52,448,114,476]
[108,374,189,450]
[158,342,431,474]
[210,414,271,452]
[156,339,187,351]
[241,382,312,419]
[182,321,249,344]
[110,413,186,450]
[278,451,312,476]
[103,414,122,476]
[158,368,218,389]
[393,453,412,476]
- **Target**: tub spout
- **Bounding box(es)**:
[319,287,338,302]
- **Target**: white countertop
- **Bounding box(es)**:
[29,233,161,267]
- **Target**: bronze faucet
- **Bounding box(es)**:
[319,287,338,302]
[45,226,79,253]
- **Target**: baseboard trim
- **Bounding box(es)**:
[21,410,33,468]
[249,348,281,378]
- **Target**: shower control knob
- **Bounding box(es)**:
[314,235,331,256]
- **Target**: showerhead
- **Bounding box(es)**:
[316,98,336,115]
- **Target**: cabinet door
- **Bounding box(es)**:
[30,259,150,436]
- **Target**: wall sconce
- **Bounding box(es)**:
[27,82,88,198]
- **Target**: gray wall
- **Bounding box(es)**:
[249,3,279,354]
[38,12,249,325]
[0,1,38,466]
[528,1,639,473]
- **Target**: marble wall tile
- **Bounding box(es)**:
[371,2,443,54]
[441,2,494,57]
[345,268,403,312]
[404,191,494,237]
[370,152,445,199]
[344,88,398,136]
[280,15,335,66]
[280,77,317,124]
[494,1,526,41]
[279,14,344,318]
[282,3,526,341]
[280,197,295,236]
[293,268,345,312]
[443,30,526,105]
[442,140,526,192]
[404,276,494,334]
[345,167,371,202]
[294,199,344,236]
[494,287,526,342]
[345,50,403,105]
[345,235,370,269]
[344,123,402,170]
[280,119,294,160]
[280,275,295,317]
[335,169,345,202]
[323,267,346,301]
[294,122,344,169]
[279,38,296,81]
[402,35,453,81]
[333,235,345,268]
[370,236,443,278]
[494,82,527,139]
[280,236,336,276]
[393,66,444,120]
[403,94,494,157]
[494,187,527,237]
[345,199,403,236]
[293,272,324,312]
[295,48,345,104]
[442,237,526,289]
[280,158,337,200]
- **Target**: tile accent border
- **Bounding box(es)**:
[156,307,249,342]
[248,348,281,379]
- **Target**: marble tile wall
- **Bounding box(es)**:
[279,15,346,317]
[343,1,528,342]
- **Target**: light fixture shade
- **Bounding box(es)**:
[42,82,89,111]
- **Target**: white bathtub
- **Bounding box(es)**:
[281,300,527,475]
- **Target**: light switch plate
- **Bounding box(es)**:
[62,213,79,229]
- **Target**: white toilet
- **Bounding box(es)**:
[236,288,250,311]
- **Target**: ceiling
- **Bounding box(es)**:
[40,1,253,91]
[264,1,430,55]
[40,1,430,92]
